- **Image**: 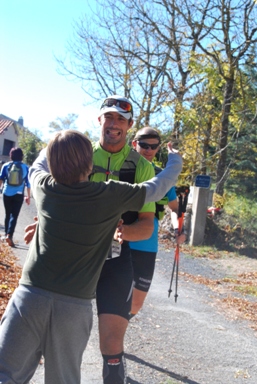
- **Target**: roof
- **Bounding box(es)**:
[0,114,23,135]
[0,118,15,134]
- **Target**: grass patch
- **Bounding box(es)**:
[182,244,236,259]
[234,285,257,296]
[222,273,257,297]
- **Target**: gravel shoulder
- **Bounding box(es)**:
[1,194,257,384]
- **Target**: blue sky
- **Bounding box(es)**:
[1,0,100,141]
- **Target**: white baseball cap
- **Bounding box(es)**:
[98,95,133,120]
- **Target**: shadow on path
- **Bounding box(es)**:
[125,353,200,384]
[14,244,29,251]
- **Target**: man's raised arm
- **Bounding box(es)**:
[28,148,49,185]
[143,143,183,204]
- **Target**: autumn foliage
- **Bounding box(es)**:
[0,243,21,318]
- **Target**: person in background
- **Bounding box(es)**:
[0,129,182,384]
[0,147,30,247]
[129,127,186,317]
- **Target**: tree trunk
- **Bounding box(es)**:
[215,78,234,196]
[202,117,212,175]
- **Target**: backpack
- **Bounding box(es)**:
[7,162,24,186]
[90,153,168,221]
[90,148,140,224]
[90,148,140,184]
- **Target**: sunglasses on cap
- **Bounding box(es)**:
[101,98,133,115]
[137,142,160,150]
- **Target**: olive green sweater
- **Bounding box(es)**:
[20,170,145,299]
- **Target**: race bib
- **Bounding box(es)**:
[107,240,121,260]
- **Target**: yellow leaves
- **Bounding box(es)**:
[213,192,225,208]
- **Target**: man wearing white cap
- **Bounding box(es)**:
[90,95,156,383]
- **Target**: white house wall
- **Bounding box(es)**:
[0,124,18,161]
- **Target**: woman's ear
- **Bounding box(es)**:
[132,140,137,150]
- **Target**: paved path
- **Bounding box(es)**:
[0,192,36,266]
[1,193,257,383]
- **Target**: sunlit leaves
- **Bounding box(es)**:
[17,127,43,165]
[48,113,79,132]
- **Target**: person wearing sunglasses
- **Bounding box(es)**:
[129,127,186,317]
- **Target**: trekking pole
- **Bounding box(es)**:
[168,186,190,301]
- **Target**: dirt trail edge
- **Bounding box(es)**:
[1,194,257,384]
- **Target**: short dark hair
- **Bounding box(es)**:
[134,127,161,143]
[10,147,23,161]
[47,130,93,185]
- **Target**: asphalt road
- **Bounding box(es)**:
[0,192,37,265]
[1,193,257,384]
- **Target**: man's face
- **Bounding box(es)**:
[132,138,160,162]
[98,112,133,152]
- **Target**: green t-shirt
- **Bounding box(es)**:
[91,142,155,214]
[20,171,146,299]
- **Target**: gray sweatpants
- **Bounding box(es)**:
[0,284,92,384]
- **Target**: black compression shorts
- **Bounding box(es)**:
[96,249,133,321]
[131,249,157,292]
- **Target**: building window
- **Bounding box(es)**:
[3,139,14,156]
